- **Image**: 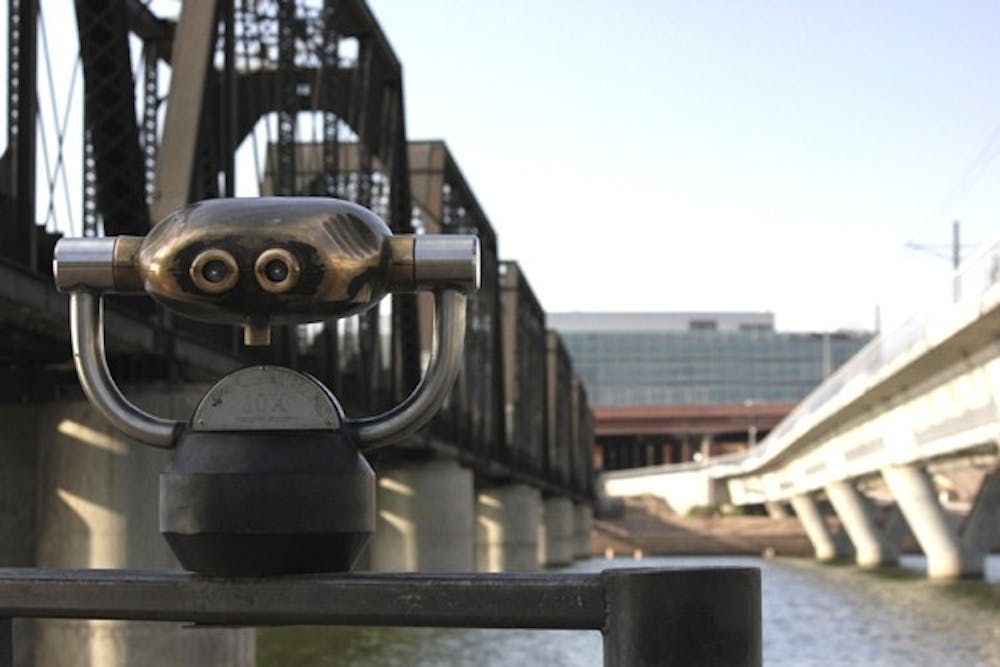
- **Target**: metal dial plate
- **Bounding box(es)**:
[192,365,343,431]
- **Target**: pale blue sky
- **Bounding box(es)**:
[367,1,1000,331]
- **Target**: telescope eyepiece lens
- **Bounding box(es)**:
[255,248,299,293]
[202,259,229,284]
[190,249,239,294]
[265,259,289,283]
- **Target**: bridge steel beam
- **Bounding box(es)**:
[789,494,844,562]
[882,464,982,579]
[149,0,217,223]
[5,0,38,269]
[824,481,898,568]
[76,0,150,236]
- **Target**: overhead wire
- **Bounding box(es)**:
[37,3,81,236]
[920,120,1000,237]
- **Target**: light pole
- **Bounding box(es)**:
[744,398,757,448]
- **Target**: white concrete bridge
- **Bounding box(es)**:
[602,239,1000,579]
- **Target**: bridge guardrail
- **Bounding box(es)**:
[0,566,762,667]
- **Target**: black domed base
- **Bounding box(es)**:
[160,430,375,577]
[164,532,371,577]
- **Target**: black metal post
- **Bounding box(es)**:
[602,568,762,667]
[221,0,236,197]
[0,617,11,667]
[7,0,38,270]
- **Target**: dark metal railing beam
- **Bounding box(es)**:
[0,566,762,666]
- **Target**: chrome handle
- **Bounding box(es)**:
[346,289,466,451]
[70,291,182,448]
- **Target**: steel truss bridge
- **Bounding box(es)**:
[0,0,593,509]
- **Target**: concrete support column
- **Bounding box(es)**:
[824,481,897,568]
[35,392,254,667]
[699,434,713,460]
[764,501,791,519]
[960,470,1000,560]
[371,458,474,572]
[882,464,981,579]
[572,502,594,559]
[790,494,841,562]
[538,497,574,567]
[475,484,541,572]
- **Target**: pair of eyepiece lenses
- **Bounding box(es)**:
[190,248,299,294]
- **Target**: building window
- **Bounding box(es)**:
[689,319,717,332]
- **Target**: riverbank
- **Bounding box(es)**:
[592,495,815,557]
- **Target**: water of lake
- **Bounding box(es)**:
[258,554,1000,666]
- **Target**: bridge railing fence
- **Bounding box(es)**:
[426,165,505,462]
[546,331,575,488]
[500,261,550,480]
[573,379,597,497]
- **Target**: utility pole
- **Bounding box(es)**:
[904,220,971,303]
[952,220,961,270]
[953,220,961,301]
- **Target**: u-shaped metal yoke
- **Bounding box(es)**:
[69,289,467,451]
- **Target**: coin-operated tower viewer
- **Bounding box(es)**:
[53,197,480,576]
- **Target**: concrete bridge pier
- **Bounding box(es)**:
[882,464,981,579]
[572,502,594,559]
[824,481,898,568]
[475,483,541,572]
[371,457,475,572]
[790,494,848,562]
[538,496,574,567]
[765,501,792,519]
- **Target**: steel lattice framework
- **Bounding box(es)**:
[0,0,594,500]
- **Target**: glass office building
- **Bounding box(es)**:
[549,312,871,406]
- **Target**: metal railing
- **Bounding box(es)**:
[0,566,761,667]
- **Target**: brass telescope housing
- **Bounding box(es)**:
[54,198,479,346]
